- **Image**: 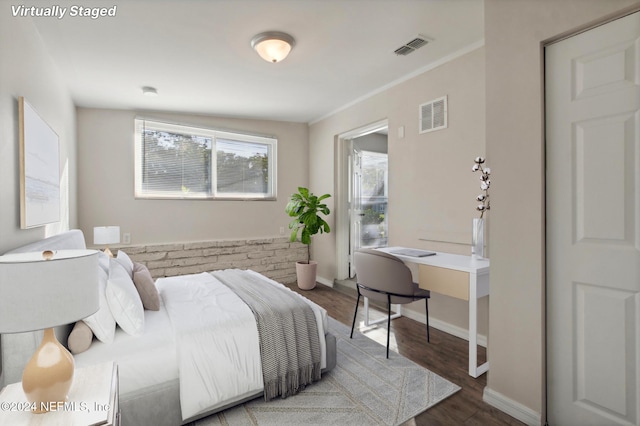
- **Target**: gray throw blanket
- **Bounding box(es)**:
[211,270,321,400]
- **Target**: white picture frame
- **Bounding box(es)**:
[19,97,60,229]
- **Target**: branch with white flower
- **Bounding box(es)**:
[472,156,490,218]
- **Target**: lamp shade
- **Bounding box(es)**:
[0,250,99,333]
[94,226,120,245]
[251,31,295,63]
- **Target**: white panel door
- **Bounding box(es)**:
[546,12,640,426]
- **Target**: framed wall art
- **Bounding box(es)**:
[19,97,60,229]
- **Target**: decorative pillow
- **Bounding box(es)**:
[68,321,93,354]
[132,262,160,311]
[106,258,144,336]
[82,267,116,343]
[115,250,134,278]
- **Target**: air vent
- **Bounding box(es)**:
[394,34,431,56]
[419,96,448,133]
[394,45,414,56]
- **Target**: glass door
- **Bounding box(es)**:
[359,150,388,248]
[349,146,362,278]
[349,147,388,277]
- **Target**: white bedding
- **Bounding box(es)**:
[157,270,328,420]
[75,269,328,421]
[74,298,178,398]
[157,272,263,419]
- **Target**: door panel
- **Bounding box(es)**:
[574,283,637,420]
[349,147,390,277]
[349,146,362,278]
[574,114,633,243]
[546,12,640,426]
[357,150,388,249]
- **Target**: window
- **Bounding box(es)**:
[134,119,277,199]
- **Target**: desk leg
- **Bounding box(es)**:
[469,273,489,378]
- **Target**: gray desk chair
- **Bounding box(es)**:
[350,248,431,358]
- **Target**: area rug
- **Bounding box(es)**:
[193,317,460,426]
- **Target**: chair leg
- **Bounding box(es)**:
[386,294,391,358]
[350,290,361,339]
[425,298,430,343]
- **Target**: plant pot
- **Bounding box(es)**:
[295,261,318,290]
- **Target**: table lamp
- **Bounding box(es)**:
[0,249,99,413]
[93,226,120,257]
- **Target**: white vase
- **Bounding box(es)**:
[472,218,484,259]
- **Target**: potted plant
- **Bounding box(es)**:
[285,187,331,290]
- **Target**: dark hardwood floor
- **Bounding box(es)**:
[285,281,525,426]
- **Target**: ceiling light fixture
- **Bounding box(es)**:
[251,31,295,63]
[142,86,158,96]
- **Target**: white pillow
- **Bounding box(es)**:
[106,259,144,336]
[115,250,134,278]
[82,267,116,343]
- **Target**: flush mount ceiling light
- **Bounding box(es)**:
[251,31,295,63]
[142,86,158,96]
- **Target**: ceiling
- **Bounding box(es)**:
[31,0,484,123]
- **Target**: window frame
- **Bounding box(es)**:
[134,118,277,200]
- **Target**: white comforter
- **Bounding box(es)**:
[156,270,327,420]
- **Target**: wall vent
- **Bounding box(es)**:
[394,34,431,56]
[419,96,448,133]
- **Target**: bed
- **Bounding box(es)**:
[0,230,337,426]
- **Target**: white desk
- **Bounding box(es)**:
[378,247,490,378]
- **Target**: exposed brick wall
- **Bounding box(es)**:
[118,237,308,284]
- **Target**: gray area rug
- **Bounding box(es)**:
[194,317,460,425]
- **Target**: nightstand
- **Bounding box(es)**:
[0,361,119,425]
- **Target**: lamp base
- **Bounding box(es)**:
[103,247,114,257]
[22,328,74,414]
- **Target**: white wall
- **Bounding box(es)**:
[0,14,77,254]
[77,108,309,245]
[309,47,487,333]
[484,0,639,423]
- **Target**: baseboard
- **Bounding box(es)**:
[483,387,542,426]
[401,308,488,348]
[333,278,356,289]
[316,276,334,288]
